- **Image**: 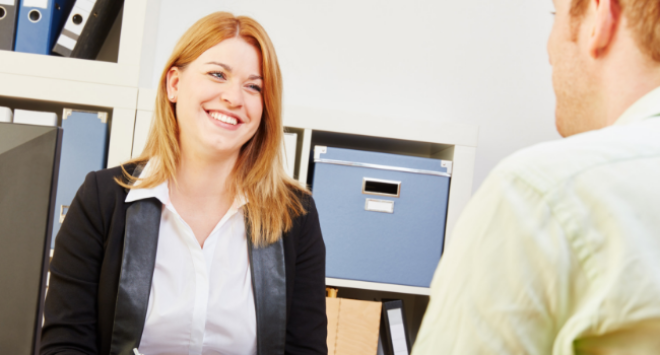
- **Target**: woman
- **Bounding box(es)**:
[41,12,327,355]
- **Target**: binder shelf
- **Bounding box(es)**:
[0,0,148,87]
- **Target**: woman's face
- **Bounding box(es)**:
[167,37,264,161]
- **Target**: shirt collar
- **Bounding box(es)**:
[125,160,170,205]
[124,160,248,210]
[614,85,660,126]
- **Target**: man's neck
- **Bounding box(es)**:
[599,39,660,126]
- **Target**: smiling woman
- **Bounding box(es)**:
[40,12,327,355]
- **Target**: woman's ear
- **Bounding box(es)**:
[166,67,181,103]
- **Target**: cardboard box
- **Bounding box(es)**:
[327,297,382,355]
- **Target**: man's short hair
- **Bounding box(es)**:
[571,0,660,62]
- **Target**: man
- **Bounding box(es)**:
[412,0,660,354]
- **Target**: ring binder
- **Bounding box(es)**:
[0,107,12,123]
[52,0,124,59]
[13,109,57,126]
[379,300,410,355]
[0,0,19,50]
[14,0,75,55]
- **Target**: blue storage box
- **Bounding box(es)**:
[51,109,108,249]
[311,146,452,287]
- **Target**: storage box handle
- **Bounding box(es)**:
[362,178,401,198]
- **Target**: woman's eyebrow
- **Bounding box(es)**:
[206,61,232,71]
[206,61,262,80]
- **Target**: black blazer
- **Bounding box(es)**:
[40,164,327,355]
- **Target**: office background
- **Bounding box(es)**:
[140,0,560,191]
[0,0,561,352]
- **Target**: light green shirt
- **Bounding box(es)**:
[413,87,660,355]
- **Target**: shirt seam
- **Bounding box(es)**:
[503,150,660,197]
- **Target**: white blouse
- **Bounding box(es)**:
[125,163,256,355]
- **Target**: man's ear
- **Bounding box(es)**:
[166,67,181,103]
[588,0,620,58]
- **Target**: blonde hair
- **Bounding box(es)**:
[117,12,308,246]
[571,0,660,62]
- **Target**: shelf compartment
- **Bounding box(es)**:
[330,285,430,347]
[0,0,151,88]
[0,95,135,169]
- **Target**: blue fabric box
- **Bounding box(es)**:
[51,109,108,249]
[311,146,451,287]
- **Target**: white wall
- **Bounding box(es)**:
[144,0,560,191]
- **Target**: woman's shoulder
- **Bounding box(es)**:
[93,163,139,190]
[285,183,316,214]
[77,163,141,206]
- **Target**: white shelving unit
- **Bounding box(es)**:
[0,0,150,168]
[1,0,478,346]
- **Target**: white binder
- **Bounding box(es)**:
[0,107,12,123]
[282,132,298,178]
[13,109,58,126]
[52,0,95,55]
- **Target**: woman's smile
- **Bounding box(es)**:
[206,109,244,131]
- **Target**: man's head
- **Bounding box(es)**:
[548,0,660,137]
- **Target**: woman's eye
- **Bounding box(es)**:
[247,84,262,93]
[210,72,226,80]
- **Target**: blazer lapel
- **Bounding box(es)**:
[110,165,161,355]
[247,221,287,355]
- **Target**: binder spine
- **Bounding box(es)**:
[14,0,50,54]
[0,0,19,50]
[53,0,123,59]
[0,106,13,123]
[14,0,74,55]
[379,300,411,355]
[52,0,94,57]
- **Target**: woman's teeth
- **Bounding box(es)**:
[209,111,238,125]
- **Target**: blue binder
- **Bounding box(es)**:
[14,0,74,55]
[51,109,108,249]
[312,146,452,287]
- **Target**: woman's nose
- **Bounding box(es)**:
[220,81,243,108]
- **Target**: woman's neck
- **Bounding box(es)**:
[172,148,239,201]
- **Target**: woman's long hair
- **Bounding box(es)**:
[116,12,308,246]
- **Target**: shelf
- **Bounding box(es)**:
[0,72,137,110]
[326,278,431,296]
[0,51,139,88]
[283,105,479,147]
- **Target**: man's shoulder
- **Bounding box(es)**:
[492,119,660,194]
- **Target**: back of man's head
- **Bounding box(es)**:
[571,0,660,61]
[548,0,660,137]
